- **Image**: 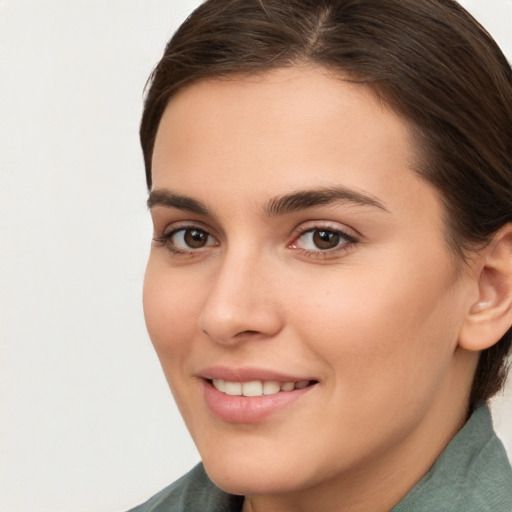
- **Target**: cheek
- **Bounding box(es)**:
[143,259,201,365]
[290,255,462,400]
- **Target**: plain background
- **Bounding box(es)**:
[1,1,511,511]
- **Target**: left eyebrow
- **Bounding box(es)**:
[265,187,389,216]
[147,189,211,216]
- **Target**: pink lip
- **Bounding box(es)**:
[198,366,318,424]
[199,365,313,383]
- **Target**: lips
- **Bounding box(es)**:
[199,367,318,423]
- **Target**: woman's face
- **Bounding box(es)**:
[144,67,478,501]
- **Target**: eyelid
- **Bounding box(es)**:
[155,219,218,238]
[153,221,220,255]
[291,220,359,241]
[288,221,359,257]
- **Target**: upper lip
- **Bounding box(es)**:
[198,366,316,383]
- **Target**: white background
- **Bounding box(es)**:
[1,1,511,511]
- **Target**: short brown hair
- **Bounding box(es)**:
[140,0,512,407]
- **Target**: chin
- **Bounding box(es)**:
[198,438,329,498]
[204,460,308,497]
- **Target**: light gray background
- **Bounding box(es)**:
[1,1,511,511]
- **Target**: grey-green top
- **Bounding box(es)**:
[391,405,512,511]
[128,405,512,512]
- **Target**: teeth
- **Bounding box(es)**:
[242,381,263,397]
[262,381,280,395]
[280,382,295,391]
[211,379,311,396]
[212,379,225,392]
[224,381,242,396]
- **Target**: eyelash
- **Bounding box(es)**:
[153,224,218,257]
[289,225,358,259]
[153,223,359,259]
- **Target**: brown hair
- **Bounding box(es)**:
[140,0,512,407]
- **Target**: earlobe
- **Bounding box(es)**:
[459,224,512,352]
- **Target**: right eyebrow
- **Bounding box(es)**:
[265,186,389,216]
[147,189,211,216]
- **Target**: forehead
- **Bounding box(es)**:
[151,66,438,223]
[153,67,413,166]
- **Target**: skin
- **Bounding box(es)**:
[143,67,486,512]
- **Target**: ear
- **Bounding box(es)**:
[459,224,512,351]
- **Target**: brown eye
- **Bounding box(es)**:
[183,229,209,248]
[168,227,217,250]
[291,226,357,255]
[312,230,341,250]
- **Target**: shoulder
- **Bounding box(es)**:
[126,463,243,512]
[393,405,512,512]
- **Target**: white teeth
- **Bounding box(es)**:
[212,379,225,392]
[224,381,242,396]
[211,379,311,396]
[242,381,263,397]
[262,381,281,395]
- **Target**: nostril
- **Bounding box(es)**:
[199,299,284,345]
[235,330,260,337]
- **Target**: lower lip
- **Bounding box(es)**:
[202,380,315,423]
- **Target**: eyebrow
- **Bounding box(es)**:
[147,186,388,217]
[265,187,389,216]
[147,189,211,216]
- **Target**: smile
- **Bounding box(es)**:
[202,375,318,423]
[211,379,312,396]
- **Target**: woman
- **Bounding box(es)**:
[131,0,512,510]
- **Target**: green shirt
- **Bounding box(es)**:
[128,406,512,512]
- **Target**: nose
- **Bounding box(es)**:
[198,251,283,346]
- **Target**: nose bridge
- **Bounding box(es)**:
[199,245,282,344]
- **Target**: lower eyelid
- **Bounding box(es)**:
[293,242,357,262]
